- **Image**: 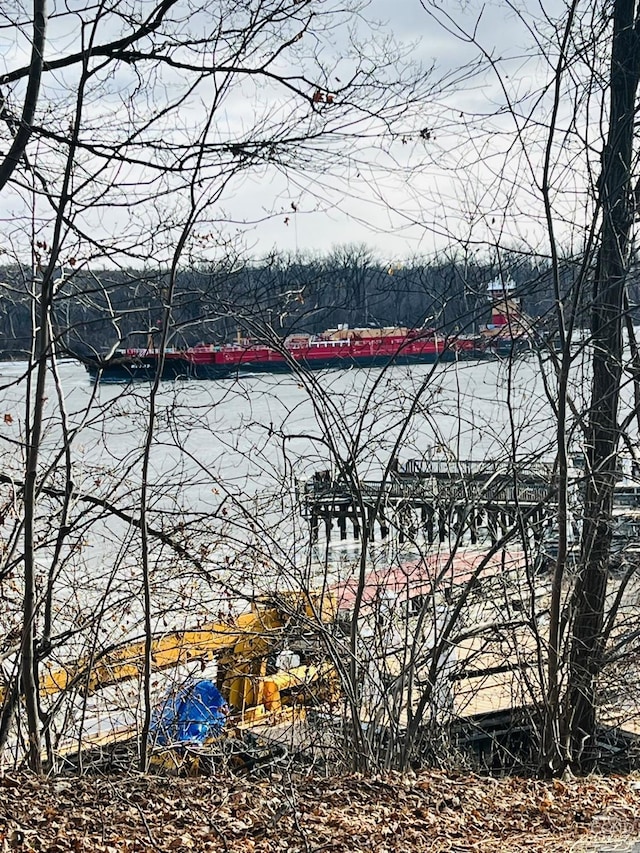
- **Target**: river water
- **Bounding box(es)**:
[1,353,561,478]
[0,353,572,566]
[0,352,573,606]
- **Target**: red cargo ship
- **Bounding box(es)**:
[84,280,533,382]
[85,325,492,382]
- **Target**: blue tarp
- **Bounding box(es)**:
[151,679,227,745]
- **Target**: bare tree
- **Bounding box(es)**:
[0,0,432,771]
[9,0,640,784]
[565,0,640,771]
[414,0,640,776]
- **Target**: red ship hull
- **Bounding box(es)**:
[85,331,492,382]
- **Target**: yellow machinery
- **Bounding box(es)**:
[1,594,340,770]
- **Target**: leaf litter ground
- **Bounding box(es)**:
[1,770,640,852]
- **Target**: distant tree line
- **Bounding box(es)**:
[0,247,612,359]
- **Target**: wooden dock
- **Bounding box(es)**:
[298,459,557,545]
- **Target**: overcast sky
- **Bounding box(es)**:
[236,0,576,262]
[0,0,588,267]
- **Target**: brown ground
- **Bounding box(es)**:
[1,770,640,852]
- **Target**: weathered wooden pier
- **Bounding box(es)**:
[298,459,558,546]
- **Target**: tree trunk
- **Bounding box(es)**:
[21,280,52,774]
[566,0,640,773]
